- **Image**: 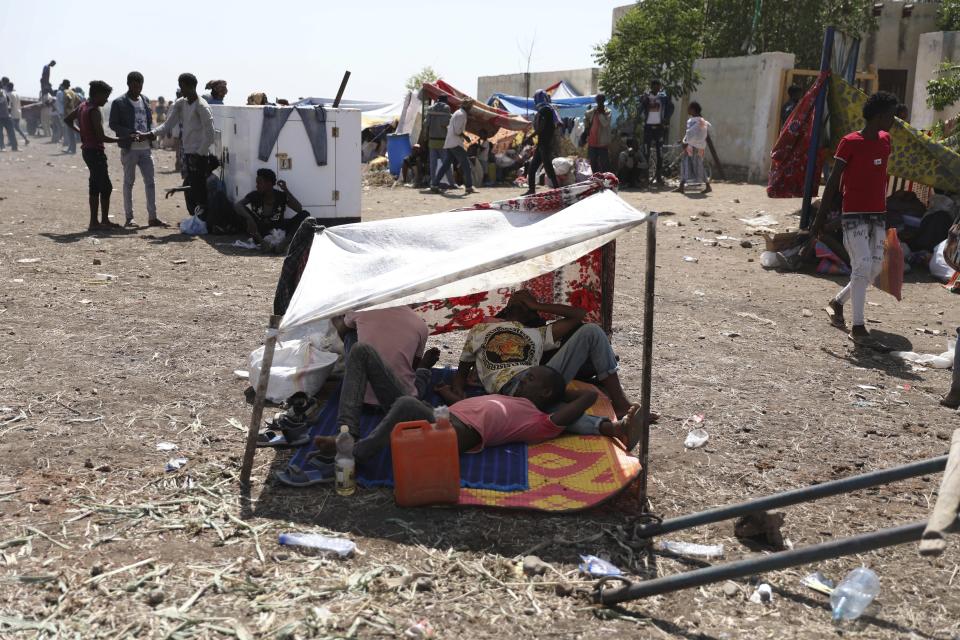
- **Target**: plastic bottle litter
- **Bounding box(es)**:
[335,426,356,496]
[94,273,118,281]
[830,567,880,622]
[156,442,178,451]
[277,532,356,558]
[684,428,709,449]
[578,555,621,577]
[683,256,699,263]
[657,540,724,558]
[802,571,836,596]
[165,457,188,472]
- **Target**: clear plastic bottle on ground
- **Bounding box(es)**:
[830,567,880,622]
[335,425,356,496]
[277,532,355,557]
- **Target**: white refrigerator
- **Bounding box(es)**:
[212,105,361,226]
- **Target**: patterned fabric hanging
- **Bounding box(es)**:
[767,72,829,198]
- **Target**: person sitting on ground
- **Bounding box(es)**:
[330,306,439,405]
[439,289,641,443]
[233,168,310,245]
[309,343,637,467]
[617,138,643,188]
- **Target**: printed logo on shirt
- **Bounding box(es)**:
[481,327,537,370]
[873,158,882,165]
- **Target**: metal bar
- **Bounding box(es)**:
[636,215,658,510]
[845,39,861,84]
[636,455,947,538]
[597,520,932,604]
[800,26,835,230]
[600,241,617,336]
[240,315,282,487]
[332,71,351,109]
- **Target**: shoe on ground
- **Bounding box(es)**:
[148,219,170,228]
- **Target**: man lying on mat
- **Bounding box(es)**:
[438,289,641,435]
[309,343,639,465]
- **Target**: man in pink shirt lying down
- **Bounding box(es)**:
[309,342,640,465]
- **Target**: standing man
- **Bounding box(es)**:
[816,91,899,347]
[434,98,477,195]
[203,80,228,105]
[64,81,122,231]
[40,60,55,99]
[524,90,559,195]
[109,71,166,228]
[426,95,454,191]
[0,85,15,152]
[4,82,30,147]
[584,94,612,174]
[640,80,674,187]
[57,80,79,154]
[139,73,214,217]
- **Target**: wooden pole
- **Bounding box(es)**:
[637,215,658,511]
[705,135,726,181]
[240,315,282,487]
[332,71,351,109]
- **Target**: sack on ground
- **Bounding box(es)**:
[180,214,208,235]
[248,338,338,403]
[944,221,960,272]
[874,227,903,301]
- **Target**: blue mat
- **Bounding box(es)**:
[288,368,529,491]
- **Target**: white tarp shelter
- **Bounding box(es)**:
[278,189,651,337]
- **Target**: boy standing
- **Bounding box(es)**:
[65,81,122,231]
[817,91,900,346]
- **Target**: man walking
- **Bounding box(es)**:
[426,95,455,191]
[584,94,611,174]
[524,90,559,195]
[3,82,29,147]
[434,98,477,195]
[0,85,16,152]
[109,71,166,227]
[640,80,674,187]
[140,73,215,217]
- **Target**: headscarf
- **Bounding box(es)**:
[534,89,561,126]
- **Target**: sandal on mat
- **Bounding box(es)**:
[275,460,335,487]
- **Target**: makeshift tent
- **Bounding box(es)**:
[487,92,597,119]
[421,80,531,135]
[544,80,582,100]
[296,97,391,111]
[241,174,661,510]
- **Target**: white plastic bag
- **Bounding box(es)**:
[179,214,208,235]
[930,240,957,283]
[248,338,338,403]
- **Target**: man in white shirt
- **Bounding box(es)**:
[139,73,215,218]
[432,98,477,195]
[3,82,29,147]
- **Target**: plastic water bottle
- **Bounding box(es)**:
[434,405,450,428]
[830,567,880,622]
[335,426,356,496]
[277,532,355,558]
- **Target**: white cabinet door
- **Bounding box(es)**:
[274,114,337,215]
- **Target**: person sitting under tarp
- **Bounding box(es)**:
[440,289,640,436]
[307,343,638,468]
[233,168,309,245]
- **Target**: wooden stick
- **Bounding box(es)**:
[240,315,282,488]
[919,429,960,556]
[706,135,725,181]
[83,557,156,585]
[637,216,658,512]
[332,71,351,109]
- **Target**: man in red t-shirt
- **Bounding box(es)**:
[816,91,899,346]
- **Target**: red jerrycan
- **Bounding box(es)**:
[390,413,460,507]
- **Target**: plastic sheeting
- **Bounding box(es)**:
[279,189,650,335]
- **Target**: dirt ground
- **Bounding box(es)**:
[1,141,958,640]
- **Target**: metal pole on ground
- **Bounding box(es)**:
[240,315,282,487]
[596,520,938,604]
[635,455,948,538]
[637,214,658,511]
[799,26,835,230]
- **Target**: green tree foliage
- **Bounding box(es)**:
[405,66,439,93]
[926,63,960,111]
[936,0,960,31]
[702,0,877,68]
[594,0,705,111]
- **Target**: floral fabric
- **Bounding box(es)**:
[413,173,620,335]
[768,72,829,198]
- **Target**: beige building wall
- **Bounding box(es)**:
[477,68,600,103]
[612,3,632,33]
[911,31,960,129]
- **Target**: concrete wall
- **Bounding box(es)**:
[911,31,960,129]
[860,0,940,109]
[612,3,632,34]
[477,68,600,102]
[678,52,796,182]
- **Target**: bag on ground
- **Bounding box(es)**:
[248,338,338,403]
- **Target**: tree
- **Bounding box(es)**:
[926,63,960,111]
[594,0,705,112]
[702,0,877,68]
[936,0,960,31]
[405,66,439,93]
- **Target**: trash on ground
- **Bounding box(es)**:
[657,540,724,558]
[802,571,836,595]
[830,567,880,622]
[16,258,40,264]
[522,555,551,577]
[232,238,259,250]
[734,511,786,549]
[405,619,435,638]
[684,428,709,449]
[760,251,784,269]
[891,341,954,369]
[94,273,117,281]
[156,442,178,451]
[234,369,250,379]
[278,532,356,558]
[740,215,779,227]
[857,384,879,391]
[683,256,699,263]
[750,583,774,604]
[165,457,188,472]
[802,308,813,317]
[737,312,776,326]
[578,555,621,577]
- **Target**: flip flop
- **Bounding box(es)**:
[256,429,293,448]
[275,460,335,487]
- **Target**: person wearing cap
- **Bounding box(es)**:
[433,98,477,195]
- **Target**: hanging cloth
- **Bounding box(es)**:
[257,105,328,166]
[767,72,829,198]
